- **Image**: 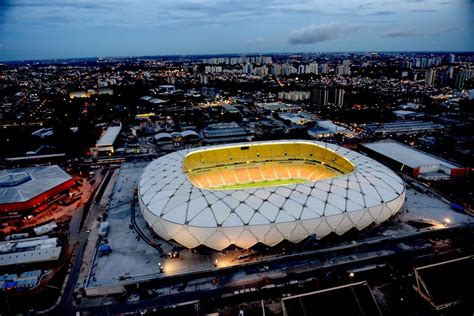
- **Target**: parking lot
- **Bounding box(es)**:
[86,162,243,289]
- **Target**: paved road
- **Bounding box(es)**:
[74,222,474,315]
[53,233,88,315]
[46,171,114,316]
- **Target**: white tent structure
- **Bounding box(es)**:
[154,132,173,142]
[154,130,200,143]
[138,140,405,250]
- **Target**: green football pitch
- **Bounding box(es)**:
[215,177,307,190]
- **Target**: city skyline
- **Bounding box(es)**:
[0,0,473,62]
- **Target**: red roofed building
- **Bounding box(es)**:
[0,165,74,213]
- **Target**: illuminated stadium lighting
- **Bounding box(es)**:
[138,140,406,250]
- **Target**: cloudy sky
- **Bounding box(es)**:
[0,0,472,61]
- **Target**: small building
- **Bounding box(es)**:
[5,233,30,240]
[180,130,200,143]
[18,270,41,279]
[307,126,334,138]
[392,110,425,120]
[69,91,88,99]
[31,128,54,138]
[98,88,114,96]
[317,120,351,135]
[154,132,173,144]
[158,85,176,93]
[140,96,153,101]
[155,130,201,145]
[361,141,469,180]
[222,104,240,114]
[364,121,443,136]
[256,102,302,113]
[33,221,58,236]
[201,122,253,144]
[0,270,41,291]
[96,123,122,155]
[0,274,17,282]
[15,278,38,289]
[0,236,62,266]
[278,112,313,126]
[149,98,166,105]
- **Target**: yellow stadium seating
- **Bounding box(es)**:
[183,142,353,189]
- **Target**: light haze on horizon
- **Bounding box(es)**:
[0,0,473,61]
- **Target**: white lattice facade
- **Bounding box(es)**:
[138,140,405,250]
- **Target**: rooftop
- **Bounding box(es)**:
[282,281,381,316]
[256,102,302,112]
[202,122,249,139]
[364,121,444,134]
[0,165,72,205]
[415,256,474,308]
[362,141,459,169]
[139,140,405,250]
[0,236,59,254]
[96,124,122,147]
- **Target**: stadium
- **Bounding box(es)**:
[0,165,74,213]
[138,140,405,250]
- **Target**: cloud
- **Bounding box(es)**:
[381,28,424,37]
[0,0,119,11]
[0,0,324,29]
[370,10,396,15]
[430,26,458,36]
[412,8,437,12]
[0,0,470,61]
[382,26,458,38]
[288,22,354,45]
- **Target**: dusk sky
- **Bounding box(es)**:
[0,0,473,61]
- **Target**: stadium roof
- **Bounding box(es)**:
[362,141,459,169]
[138,140,405,250]
[0,165,72,205]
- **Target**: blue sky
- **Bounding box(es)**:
[0,0,472,61]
